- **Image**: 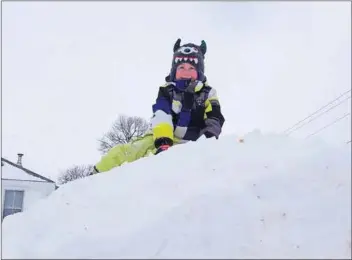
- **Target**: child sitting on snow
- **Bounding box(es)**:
[91,39,225,174]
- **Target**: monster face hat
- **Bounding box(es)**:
[168,38,207,82]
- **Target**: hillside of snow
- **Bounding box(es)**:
[2,131,351,259]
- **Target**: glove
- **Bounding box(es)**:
[203,117,222,139]
[154,137,173,155]
[89,166,99,176]
[155,144,171,155]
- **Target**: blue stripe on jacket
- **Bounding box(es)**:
[152,97,171,114]
[153,96,193,129]
[176,110,192,127]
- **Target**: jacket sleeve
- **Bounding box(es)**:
[151,85,174,144]
[204,87,225,127]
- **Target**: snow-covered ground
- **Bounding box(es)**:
[2,131,351,259]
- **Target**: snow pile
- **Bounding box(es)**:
[2,131,351,259]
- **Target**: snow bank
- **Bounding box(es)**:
[2,131,351,259]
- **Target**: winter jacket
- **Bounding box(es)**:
[151,79,225,146]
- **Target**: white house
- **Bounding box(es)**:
[1,154,57,220]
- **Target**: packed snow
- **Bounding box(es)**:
[1,160,47,182]
[2,131,351,259]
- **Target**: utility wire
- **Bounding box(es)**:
[285,95,351,135]
[282,89,351,134]
[304,113,351,139]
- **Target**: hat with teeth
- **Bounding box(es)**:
[168,38,207,82]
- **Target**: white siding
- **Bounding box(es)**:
[2,179,56,215]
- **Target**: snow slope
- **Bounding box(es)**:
[2,131,351,259]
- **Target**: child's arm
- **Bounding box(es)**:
[151,85,174,147]
[203,87,225,138]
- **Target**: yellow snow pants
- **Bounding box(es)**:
[95,132,184,173]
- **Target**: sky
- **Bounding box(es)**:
[2,1,351,181]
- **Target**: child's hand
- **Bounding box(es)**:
[175,79,198,93]
[154,137,173,155]
[155,144,170,155]
[182,91,194,111]
[184,80,198,93]
[203,117,222,139]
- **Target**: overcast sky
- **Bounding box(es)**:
[2,2,351,181]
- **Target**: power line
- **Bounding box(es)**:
[285,95,351,135]
[304,113,351,139]
[282,89,351,134]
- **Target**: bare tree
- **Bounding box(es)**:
[98,114,149,154]
[57,164,94,185]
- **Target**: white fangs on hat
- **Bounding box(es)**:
[174,57,198,64]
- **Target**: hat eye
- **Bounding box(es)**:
[178,46,198,55]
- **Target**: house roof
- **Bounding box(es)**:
[1,157,56,184]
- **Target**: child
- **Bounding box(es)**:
[91,39,225,174]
